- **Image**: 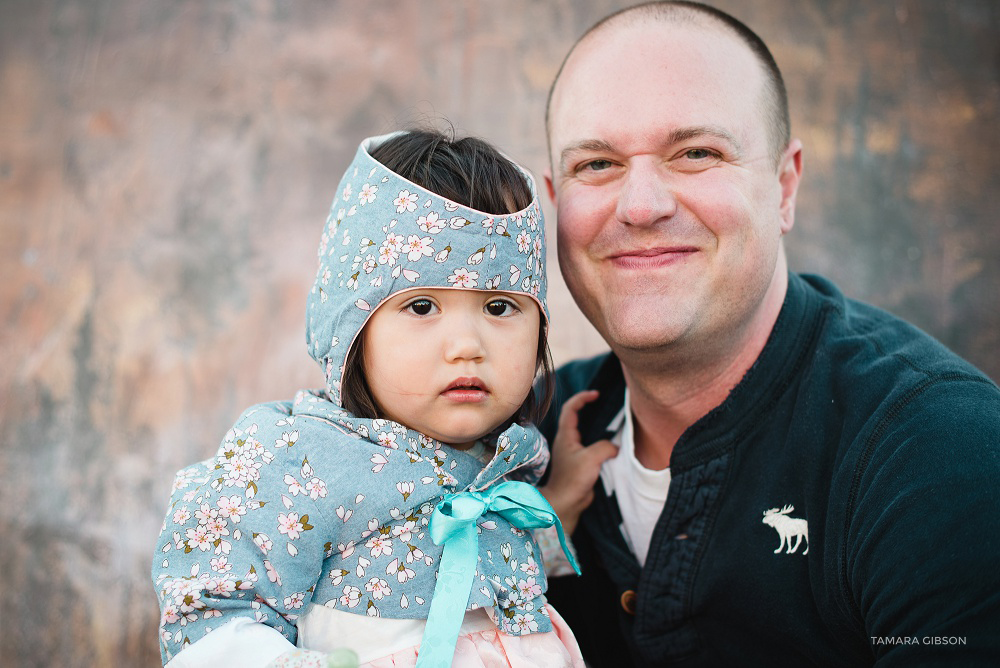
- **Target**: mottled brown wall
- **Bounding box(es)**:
[1,1,997,665]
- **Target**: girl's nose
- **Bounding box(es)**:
[614,158,678,227]
[443,315,486,363]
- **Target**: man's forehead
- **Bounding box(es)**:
[548,19,766,153]
[558,19,758,102]
[563,13,746,81]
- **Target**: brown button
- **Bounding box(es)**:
[620,589,637,615]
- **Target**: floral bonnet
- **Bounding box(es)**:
[305,132,548,406]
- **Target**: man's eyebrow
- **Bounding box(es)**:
[559,139,615,173]
[558,127,742,172]
[668,126,741,151]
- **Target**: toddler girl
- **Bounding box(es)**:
[153,130,585,667]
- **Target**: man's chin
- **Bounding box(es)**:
[601,319,692,356]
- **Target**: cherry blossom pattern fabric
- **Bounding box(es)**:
[305,132,548,405]
[152,133,553,664]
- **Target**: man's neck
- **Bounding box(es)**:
[620,266,789,470]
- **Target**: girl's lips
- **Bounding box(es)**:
[442,376,489,402]
[441,388,489,403]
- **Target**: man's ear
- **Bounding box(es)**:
[544,169,557,204]
[778,139,803,235]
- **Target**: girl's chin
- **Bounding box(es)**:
[444,440,480,451]
[424,416,512,449]
[436,427,501,450]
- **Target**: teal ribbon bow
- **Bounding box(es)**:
[414,481,580,667]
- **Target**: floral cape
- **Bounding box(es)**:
[153,133,554,663]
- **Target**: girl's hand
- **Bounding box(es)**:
[540,390,619,535]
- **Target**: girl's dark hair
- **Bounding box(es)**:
[368,129,534,216]
[340,129,554,432]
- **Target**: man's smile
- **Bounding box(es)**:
[607,246,699,269]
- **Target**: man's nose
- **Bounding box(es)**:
[443,314,486,362]
[615,158,677,227]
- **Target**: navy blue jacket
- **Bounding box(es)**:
[541,273,1000,666]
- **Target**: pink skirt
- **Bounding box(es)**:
[363,605,585,668]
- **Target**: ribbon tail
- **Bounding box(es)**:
[491,482,582,577]
[551,514,581,576]
[415,523,478,667]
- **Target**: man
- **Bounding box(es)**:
[537,2,1000,665]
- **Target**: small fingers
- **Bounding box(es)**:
[557,390,600,433]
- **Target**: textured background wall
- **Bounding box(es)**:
[1,1,997,665]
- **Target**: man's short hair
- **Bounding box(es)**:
[546,1,791,167]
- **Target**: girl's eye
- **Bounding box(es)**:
[405,299,436,316]
[485,299,518,317]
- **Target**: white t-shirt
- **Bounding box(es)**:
[600,391,671,567]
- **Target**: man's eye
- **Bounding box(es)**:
[580,159,613,172]
[406,299,436,316]
[485,299,517,317]
[684,148,717,160]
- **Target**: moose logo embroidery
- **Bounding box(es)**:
[762,505,809,555]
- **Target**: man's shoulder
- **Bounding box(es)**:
[800,273,995,391]
[795,274,999,467]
